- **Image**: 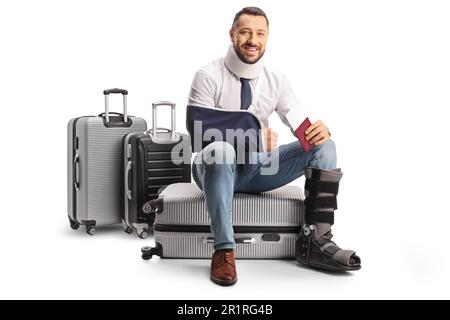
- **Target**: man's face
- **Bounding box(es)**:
[230,14,268,64]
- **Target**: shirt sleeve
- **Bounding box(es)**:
[275,74,304,131]
[187,70,216,107]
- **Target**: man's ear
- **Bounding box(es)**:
[229,29,234,43]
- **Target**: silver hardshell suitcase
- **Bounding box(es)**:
[67,89,147,235]
[141,183,304,259]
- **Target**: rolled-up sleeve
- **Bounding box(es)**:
[188,70,216,107]
[275,75,304,130]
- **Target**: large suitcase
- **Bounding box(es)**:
[140,183,304,259]
[67,89,147,235]
[122,102,192,239]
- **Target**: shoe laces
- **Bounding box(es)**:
[213,250,235,267]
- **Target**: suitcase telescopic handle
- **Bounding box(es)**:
[152,101,176,140]
[103,88,128,95]
[103,88,128,123]
[204,237,256,244]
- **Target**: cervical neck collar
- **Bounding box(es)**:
[224,44,265,79]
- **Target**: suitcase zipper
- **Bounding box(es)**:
[153,224,301,234]
[71,117,83,224]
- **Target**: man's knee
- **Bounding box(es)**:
[200,141,236,165]
[313,139,337,169]
[317,139,336,155]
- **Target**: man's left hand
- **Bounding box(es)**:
[305,120,330,146]
[263,128,279,152]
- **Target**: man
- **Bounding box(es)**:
[188,7,361,286]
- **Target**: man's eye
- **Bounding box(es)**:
[258,33,265,37]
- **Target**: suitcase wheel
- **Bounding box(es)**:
[138,229,148,240]
[86,226,96,236]
[124,226,134,235]
[69,219,80,231]
[141,246,153,260]
[142,203,152,214]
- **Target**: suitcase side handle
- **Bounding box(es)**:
[152,101,176,141]
[104,88,128,123]
[204,237,256,244]
[73,154,80,191]
[125,161,132,200]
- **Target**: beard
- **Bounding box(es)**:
[234,42,265,64]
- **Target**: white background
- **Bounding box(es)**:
[1,0,449,300]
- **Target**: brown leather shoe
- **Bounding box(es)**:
[210,249,237,286]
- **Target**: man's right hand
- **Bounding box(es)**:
[263,128,279,152]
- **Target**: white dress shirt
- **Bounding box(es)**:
[188,58,303,129]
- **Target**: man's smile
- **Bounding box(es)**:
[242,44,259,56]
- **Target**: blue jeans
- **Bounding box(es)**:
[192,140,337,250]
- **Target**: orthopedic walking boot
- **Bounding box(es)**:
[296,167,361,271]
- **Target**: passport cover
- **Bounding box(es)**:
[294,117,314,152]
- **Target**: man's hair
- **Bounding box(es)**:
[231,7,269,29]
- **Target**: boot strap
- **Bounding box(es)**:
[305,211,334,225]
[305,196,337,210]
[305,179,339,195]
[319,242,341,256]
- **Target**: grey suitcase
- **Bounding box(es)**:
[67,88,147,235]
[141,183,304,259]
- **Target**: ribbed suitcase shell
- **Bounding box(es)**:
[122,131,191,238]
[67,115,147,233]
[150,183,304,259]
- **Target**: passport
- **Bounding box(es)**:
[285,103,315,153]
[294,117,314,152]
